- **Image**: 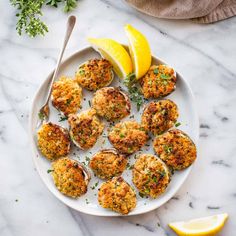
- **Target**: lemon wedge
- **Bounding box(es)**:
[87,38,133,79]
[124,24,151,79]
[169,213,228,236]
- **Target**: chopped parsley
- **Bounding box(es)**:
[79,69,85,75]
[164,145,172,154]
[139,192,145,198]
[90,181,99,190]
[47,169,54,173]
[85,198,89,204]
[175,122,181,127]
[58,116,68,122]
[38,111,45,120]
[153,68,159,75]
[124,73,144,111]
[160,74,170,80]
[120,133,125,138]
[88,100,91,107]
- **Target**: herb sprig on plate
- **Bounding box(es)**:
[124,73,144,111]
[10,0,78,37]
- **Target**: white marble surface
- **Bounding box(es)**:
[0,0,236,235]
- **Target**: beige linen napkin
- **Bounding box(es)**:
[125,0,236,23]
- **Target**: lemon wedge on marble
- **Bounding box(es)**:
[87,38,133,79]
[169,213,228,236]
[124,24,151,79]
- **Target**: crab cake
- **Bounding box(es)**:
[51,76,82,116]
[98,176,136,214]
[89,149,127,180]
[51,157,90,198]
[141,99,179,135]
[132,154,171,198]
[75,58,113,91]
[68,108,104,150]
[37,122,70,160]
[153,129,197,170]
[92,87,131,121]
[108,121,148,155]
[140,65,176,99]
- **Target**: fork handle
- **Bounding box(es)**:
[45,15,76,104]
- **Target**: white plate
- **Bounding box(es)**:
[29,46,199,216]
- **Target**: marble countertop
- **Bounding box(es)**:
[1,0,236,235]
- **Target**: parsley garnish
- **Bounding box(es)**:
[164,145,172,154]
[59,116,68,122]
[47,169,54,173]
[38,111,45,121]
[90,181,99,190]
[124,73,144,111]
[175,122,181,127]
[10,0,78,37]
[153,68,159,75]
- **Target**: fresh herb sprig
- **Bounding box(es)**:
[124,73,144,111]
[10,0,78,37]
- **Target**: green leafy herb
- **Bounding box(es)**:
[124,73,143,111]
[164,145,172,154]
[90,181,99,190]
[120,133,125,138]
[59,116,68,122]
[175,122,181,127]
[88,100,91,107]
[64,0,78,12]
[46,0,61,7]
[153,68,159,75]
[38,111,45,120]
[139,192,145,198]
[160,74,170,80]
[47,169,54,173]
[10,0,78,37]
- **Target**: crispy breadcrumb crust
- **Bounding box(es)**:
[141,99,179,135]
[52,157,90,198]
[140,65,176,99]
[51,76,82,116]
[98,176,136,214]
[153,129,197,170]
[108,121,148,155]
[37,122,70,160]
[132,154,171,198]
[75,58,113,91]
[89,149,127,180]
[92,87,131,121]
[68,109,104,150]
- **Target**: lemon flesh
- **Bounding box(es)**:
[87,38,133,79]
[169,213,228,236]
[124,24,151,79]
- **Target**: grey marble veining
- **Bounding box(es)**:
[0,0,236,235]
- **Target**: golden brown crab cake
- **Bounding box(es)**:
[153,129,197,170]
[141,99,179,135]
[51,157,90,198]
[98,176,136,215]
[92,87,131,121]
[51,76,82,116]
[140,65,176,99]
[75,58,114,91]
[37,122,70,161]
[68,109,104,150]
[108,121,148,155]
[132,154,171,198]
[89,149,127,180]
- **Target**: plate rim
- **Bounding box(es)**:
[29,46,199,217]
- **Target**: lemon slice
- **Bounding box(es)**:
[169,213,228,236]
[88,38,133,79]
[124,24,151,79]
